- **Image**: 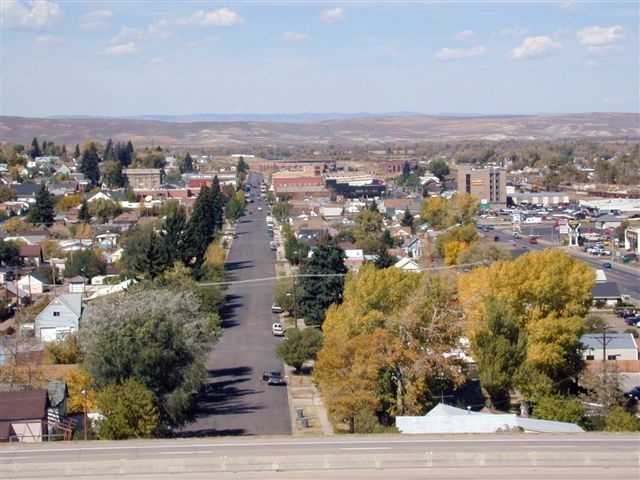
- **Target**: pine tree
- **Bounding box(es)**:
[180,153,194,173]
[182,185,216,268]
[79,142,101,186]
[30,137,42,159]
[401,207,414,229]
[298,235,347,326]
[104,138,116,162]
[162,206,186,265]
[125,141,134,167]
[62,144,67,156]
[210,176,224,231]
[74,144,80,159]
[78,199,91,223]
[27,184,55,226]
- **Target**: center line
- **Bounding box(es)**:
[340,447,392,451]
[159,451,213,455]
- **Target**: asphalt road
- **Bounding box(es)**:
[178,172,291,437]
[1,434,638,479]
[495,223,640,302]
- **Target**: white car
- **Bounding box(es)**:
[258,206,263,211]
[272,323,284,336]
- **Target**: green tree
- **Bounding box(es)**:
[353,210,385,253]
[79,142,101,185]
[298,235,347,326]
[474,297,526,409]
[64,250,105,279]
[604,406,640,432]
[532,395,584,425]
[276,328,324,373]
[273,278,295,313]
[0,239,21,267]
[0,185,16,203]
[427,159,450,181]
[400,207,414,229]
[88,198,120,223]
[224,191,245,223]
[179,152,194,174]
[96,379,160,440]
[74,144,80,159]
[122,225,168,279]
[101,161,125,188]
[162,205,187,266]
[29,137,41,159]
[104,138,116,162]
[273,199,292,222]
[372,245,396,269]
[400,161,411,183]
[27,184,55,226]
[182,183,222,268]
[78,199,91,223]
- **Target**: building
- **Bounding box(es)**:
[324,175,386,199]
[456,166,506,206]
[34,294,83,342]
[624,227,640,254]
[592,281,621,307]
[0,389,50,442]
[509,192,570,206]
[581,333,639,361]
[124,168,163,190]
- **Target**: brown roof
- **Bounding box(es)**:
[0,389,49,422]
[19,245,42,258]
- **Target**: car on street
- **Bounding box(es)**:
[603,262,612,269]
[272,322,284,336]
[271,304,283,314]
[625,386,640,401]
[258,206,263,211]
[494,236,500,242]
[624,316,640,326]
[262,371,286,385]
[270,241,277,251]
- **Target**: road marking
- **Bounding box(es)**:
[2,437,636,455]
[159,451,213,455]
[340,447,392,451]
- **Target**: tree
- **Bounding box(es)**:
[45,334,84,364]
[273,278,295,313]
[29,137,41,159]
[179,152,194,174]
[64,250,105,279]
[421,194,478,230]
[101,161,125,188]
[182,184,218,268]
[298,235,347,326]
[236,156,249,175]
[435,224,478,258]
[276,328,323,373]
[79,142,101,186]
[0,185,16,203]
[532,395,584,424]
[27,184,55,226]
[273,199,292,222]
[0,239,22,267]
[604,407,640,432]
[63,368,97,414]
[78,199,91,223]
[74,144,80,159]
[162,205,186,266]
[122,225,168,279]
[353,210,385,252]
[400,207,414,229]
[373,245,396,269]
[96,379,160,440]
[88,198,120,223]
[400,161,411,183]
[224,190,245,223]
[56,194,83,213]
[474,297,526,409]
[427,159,450,181]
[104,138,116,162]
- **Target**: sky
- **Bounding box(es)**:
[1,1,638,117]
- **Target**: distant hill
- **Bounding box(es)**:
[1,113,638,148]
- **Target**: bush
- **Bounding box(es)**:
[604,406,640,432]
[532,395,584,425]
[45,334,84,364]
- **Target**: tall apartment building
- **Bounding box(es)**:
[456,166,506,206]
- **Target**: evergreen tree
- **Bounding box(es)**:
[162,205,187,265]
[79,142,101,186]
[180,152,194,173]
[27,184,55,226]
[78,199,91,223]
[125,141,134,167]
[74,144,80,159]
[298,235,347,326]
[368,200,379,212]
[373,245,396,269]
[101,161,125,188]
[401,161,411,182]
[61,144,67,156]
[182,184,217,268]
[104,138,116,162]
[210,176,224,231]
[42,140,48,152]
[401,207,414,229]
[122,225,168,278]
[30,137,42,159]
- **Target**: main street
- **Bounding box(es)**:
[1,434,638,479]
[178,172,291,437]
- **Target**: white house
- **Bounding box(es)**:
[581,333,639,361]
[34,294,83,342]
[394,257,421,271]
[16,273,47,295]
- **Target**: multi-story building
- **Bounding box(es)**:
[456,165,506,206]
[124,168,163,190]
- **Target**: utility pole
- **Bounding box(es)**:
[82,389,88,441]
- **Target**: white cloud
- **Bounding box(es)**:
[577,25,624,46]
[0,0,62,30]
[112,23,172,44]
[83,9,111,21]
[281,31,313,43]
[188,8,244,27]
[433,45,488,61]
[455,29,475,42]
[104,42,139,56]
[81,21,109,31]
[319,7,345,24]
[33,34,62,47]
[508,36,562,60]
[492,26,530,38]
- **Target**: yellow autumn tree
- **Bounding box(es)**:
[443,240,469,265]
[56,194,83,212]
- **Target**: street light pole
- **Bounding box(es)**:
[82,389,88,441]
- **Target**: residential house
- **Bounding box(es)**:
[86,190,126,205]
[49,181,78,197]
[16,272,47,295]
[394,257,421,271]
[13,184,41,203]
[388,225,413,243]
[592,282,621,306]
[297,228,325,244]
[6,230,49,245]
[403,236,425,259]
[68,276,87,294]
[0,389,50,442]
[581,333,639,361]
[19,245,44,266]
[34,294,83,342]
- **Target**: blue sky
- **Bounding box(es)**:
[1,1,638,117]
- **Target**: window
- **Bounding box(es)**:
[53,311,61,317]
[607,355,618,361]
[586,355,595,360]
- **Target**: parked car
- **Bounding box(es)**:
[624,386,640,401]
[270,241,277,251]
[262,370,286,385]
[271,304,283,314]
[272,322,284,336]
[493,236,500,242]
[258,206,263,211]
[624,316,640,326]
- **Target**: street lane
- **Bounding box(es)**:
[177,172,291,437]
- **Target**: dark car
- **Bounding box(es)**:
[624,316,640,326]
[603,262,612,269]
[625,386,640,401]
[493,236,500,242]
[262,371,286,385]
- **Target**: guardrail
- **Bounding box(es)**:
[3,451,639,477]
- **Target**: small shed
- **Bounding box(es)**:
[67,276,87,294]
[0,389,50,442]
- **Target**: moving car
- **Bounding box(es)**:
[262,371,286,385]
[272,322,284,336]
[603,262,612,269]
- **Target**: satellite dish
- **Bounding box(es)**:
[145,195,153,202]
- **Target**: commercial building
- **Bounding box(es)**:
[124,168,163,190]
[624,227,640,254]
[509,192,570,206]
[456,166,506,206]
